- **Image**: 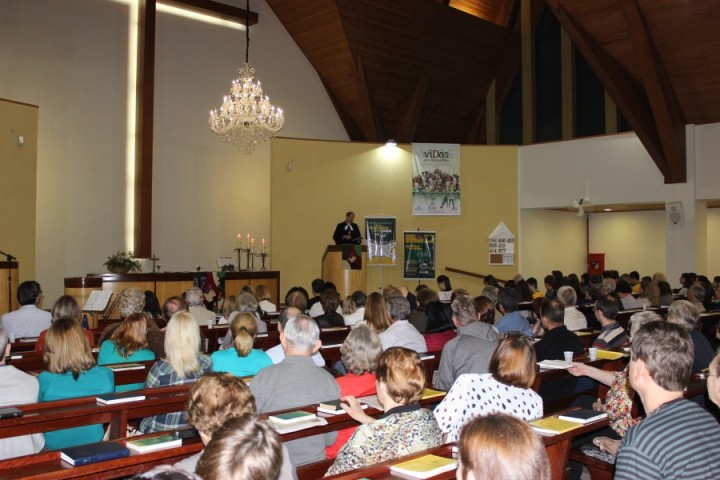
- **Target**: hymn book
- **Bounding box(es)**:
[60,442,130,466]
[389,454,458,479]
[127,434,181,453]
[530,417,583,436]
[557,408,608,424]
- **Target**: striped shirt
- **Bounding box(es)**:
[615,398,720,479]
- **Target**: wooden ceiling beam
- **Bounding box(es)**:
[161,0,258,25]
[353,55,383,142]
[546,2,674,182]
[320,77,365,141]
[620,0,686,183]
[395,76,429,143]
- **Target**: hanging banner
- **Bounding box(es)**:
[366,216,396,266]
[412,143,461,215]
[488,221,515,265]
[403,231,436,279]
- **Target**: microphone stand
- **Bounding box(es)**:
[0,250,16,312]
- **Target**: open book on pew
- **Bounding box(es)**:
[60,442,130,466]
[530,416,584,436]
[389,454,458,479]
[268,411,328,434]
[127,434,181,453]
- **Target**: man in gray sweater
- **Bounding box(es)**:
[433,295,500,391]
[250,314,340,467]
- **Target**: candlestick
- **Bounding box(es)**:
[236,233,241,249]
[262,238,266,253]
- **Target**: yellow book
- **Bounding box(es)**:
[530,416,583,436]
[596,350,625,360]
[420,388,445,400]
[390,454,458,479]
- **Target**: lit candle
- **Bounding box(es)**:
[262,238,266,253]
[246,233,250,245]
[250,237,255,252]
[237,233,241,249]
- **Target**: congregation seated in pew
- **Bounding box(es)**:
[97,312,156,392]
[325,347,443,476]
[39,317,114,449]
[139,311,212,434]
[434,333,543,442]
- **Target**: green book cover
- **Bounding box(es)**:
[127,434,181,452]
[270,410,316,424]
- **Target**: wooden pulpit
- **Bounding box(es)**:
[322,245,367,298]
[0,261,19,316]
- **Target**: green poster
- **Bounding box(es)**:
[403,231,435,279]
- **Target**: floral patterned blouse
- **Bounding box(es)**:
[325,405,443,476]
[605,366,641,436]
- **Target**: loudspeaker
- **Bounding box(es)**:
[666,201,684,225]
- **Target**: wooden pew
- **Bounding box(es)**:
[299,410,610,480]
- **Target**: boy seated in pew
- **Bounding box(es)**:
[174,372,295,480]
[0,327,44,459]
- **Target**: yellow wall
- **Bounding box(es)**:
[270,139,519,297]
[707,209,720,275]
[520,209,586,280]
[588,210,667,276]
[0,98,37,283]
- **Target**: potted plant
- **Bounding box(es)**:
[103,251,141,274]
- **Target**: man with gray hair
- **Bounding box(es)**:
[186,287,216,328]
[265,307,325,367]
[556,286,587,331]
[433,295,500,391]
[0,327,44,458]
[687,284,707,313]
[250,315,340,467]
[667,300,714,373]
[378,295,426,353]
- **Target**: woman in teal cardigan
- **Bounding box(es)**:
[211,313,271,377]
[97,312,156,391]
[39,318,114,450]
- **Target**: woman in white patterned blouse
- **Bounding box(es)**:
[434,333,543,441]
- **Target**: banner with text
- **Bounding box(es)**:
[412,143,461,215]
[366,216,397,266]
[403,231,436,279]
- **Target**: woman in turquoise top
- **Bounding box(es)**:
[211,313,271,378]
[98,312,156,391]
[39,317,114,450]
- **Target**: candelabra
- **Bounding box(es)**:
[255,252,269,271]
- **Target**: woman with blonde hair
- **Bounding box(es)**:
[326,347,443,475]
[434,333,543,441]
[174,373,294,479]
[139,311,212,433]
[98,312,156,391]
[255,284,276,313]
[34,295,95,352]
[211,313,271,377]
[38,318,114,449]
[458,413,550,480]
[362,292,392,333]
[219,294,238,325]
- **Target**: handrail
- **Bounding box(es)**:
[445,267,507,284]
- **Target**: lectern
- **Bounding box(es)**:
[321,246,367,298]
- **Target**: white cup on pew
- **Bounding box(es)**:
[207,318,214,329]
[8,332,15,343]
[588,347,598,361]
[563,351,573,362]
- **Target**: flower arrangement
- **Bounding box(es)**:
[103,251,141,273]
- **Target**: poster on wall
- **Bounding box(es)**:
[366,216,397,265]
[488,222,515,265]
[411,143,461,215]
[403,231,436,279]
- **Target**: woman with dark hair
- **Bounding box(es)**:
[658,280,673,306]
[434,334,542,442]
[143,290,164,325]
[436,275,452,302]
[484,275,501,288]
[517,280,534,302]
[409,289,439,333]
[474,296,496,325]
[314,290,345,328]
[422,301,456,352]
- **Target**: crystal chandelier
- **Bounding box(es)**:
[208,0,285,153]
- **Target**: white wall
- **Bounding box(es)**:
[0,0,347,301]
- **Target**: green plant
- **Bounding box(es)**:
[103,251,141,273]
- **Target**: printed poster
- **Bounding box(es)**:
[404,231,436,279]
[488,222,515,265]
[366,216,396,265]
[412,143,461,215]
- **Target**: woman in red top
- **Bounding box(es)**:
[325,325,383,458]
[35,296,95,352]
[423,301,456,352]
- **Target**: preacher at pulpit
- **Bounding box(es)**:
[333,211,362,245]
